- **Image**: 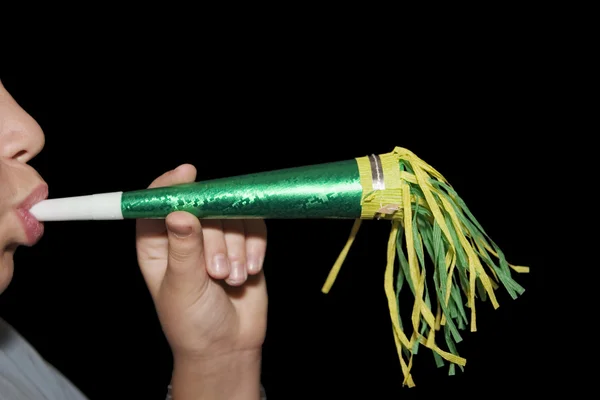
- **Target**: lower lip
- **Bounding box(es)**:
[16,208,45,246]
[16,184,49,246]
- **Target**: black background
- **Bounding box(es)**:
[0,13,559,399]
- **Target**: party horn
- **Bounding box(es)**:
[29,146,529,387]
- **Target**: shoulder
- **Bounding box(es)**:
[0,316,30,359]
[0,317,89,400]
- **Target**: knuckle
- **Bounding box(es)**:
[169,246,191,264]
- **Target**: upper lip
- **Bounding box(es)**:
[17,183,49,211]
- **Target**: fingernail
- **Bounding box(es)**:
[212,254,230,275]
[228,261,247,284]
[169,224,192,238]
[247,257,263,273]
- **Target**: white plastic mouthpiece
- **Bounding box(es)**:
[29,192,124,221]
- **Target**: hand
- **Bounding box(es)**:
[135,164,268,398]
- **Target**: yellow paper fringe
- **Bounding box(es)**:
[321,146,529,387]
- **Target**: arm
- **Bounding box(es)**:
[169,350,263,400]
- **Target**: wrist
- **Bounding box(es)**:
[171,349,262,400]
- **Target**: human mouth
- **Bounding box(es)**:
[16,183,49,246]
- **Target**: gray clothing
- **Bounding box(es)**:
[0,318,88,400]
[1,317,266,399]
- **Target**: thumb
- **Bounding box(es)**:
[163,211,209,298]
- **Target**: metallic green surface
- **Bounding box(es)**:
[121,159,363,219]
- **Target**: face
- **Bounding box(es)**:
[0,79,47,293]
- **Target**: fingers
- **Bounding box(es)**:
[163,211,209,297]
[135,163,267,291]
[202,219,267,286]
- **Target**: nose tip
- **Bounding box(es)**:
[2,126,45,163]
[0,82,46,163]
[0,115,45,163]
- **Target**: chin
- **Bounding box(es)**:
[0,250,15,294]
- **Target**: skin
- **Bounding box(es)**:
[0,79,267,399]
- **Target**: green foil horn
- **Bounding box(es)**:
[29,146,529,387]
[123,157,364,220]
